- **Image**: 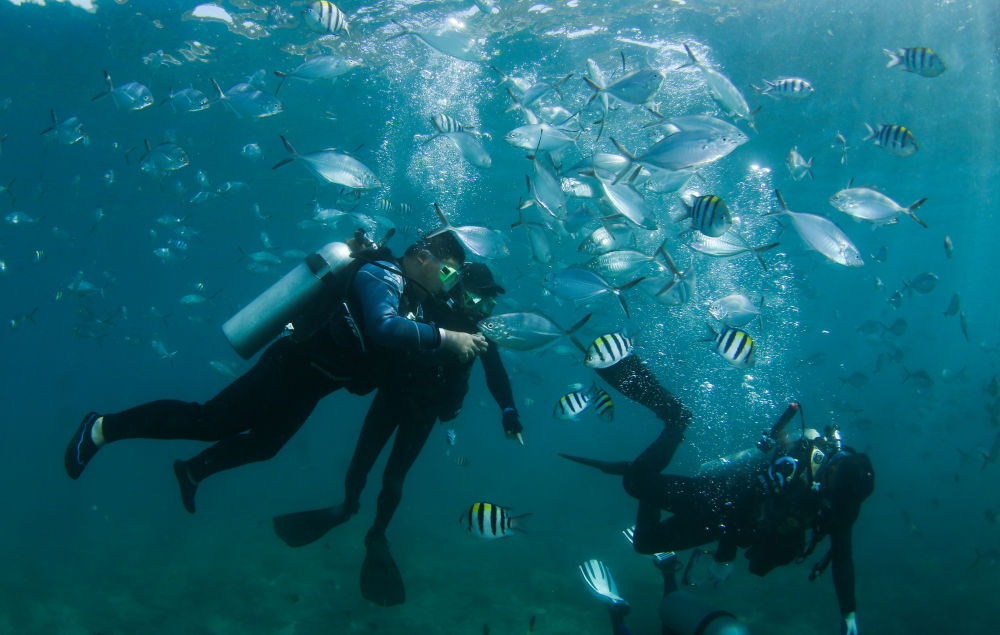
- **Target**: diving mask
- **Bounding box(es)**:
[460,289,497,318]
[437,262,460,293]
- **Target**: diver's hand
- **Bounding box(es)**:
[441,330,488,362]
[707,558,732,585]
[502,408,524,444]
[841,612,858,635]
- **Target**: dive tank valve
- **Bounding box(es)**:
[222,241,353,359]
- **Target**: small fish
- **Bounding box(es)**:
[834,132,850,166]
[478,312,590,351]
[578,225,634,255]
[151,339,178,361]
[428,204,508,259]
[7,307,37,330]
[592,387,614,422]
[210,79,283,120]
[903,272,938,295]
[273,136,379,190]
[139,140,189,177]
[388,20,486,62]
[839,372,868,388]
[770,190,863,267]
[884,318,908,336]
[242,143,262,160]
[830,187,927,228]
[884,47,946,77]
[682,194,732,238]
[943,293,960,316]
[708,294,762,328]
[554,386,594,420]
[5,211,39,225]
[903,367,934,393]
[162,87,210,113]
[705,326,755,368]
[944,236,953,259]
[209,360,239,378]
[863,123,918,157]
[785,147,813,181]
[431,113,475,135]
[143,49,182,68]
[756,77,814,99]
[856,319,885,336]
[274,55,361,94]
[584,333,633,369]
[91,71,153,111]
[302,1,349,36]
[461,502,527,539]
[39,110,87,145]
[960,312,969,341]
[887,290,903,308]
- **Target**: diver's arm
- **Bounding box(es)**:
[354,263,441,350]
[830,524,858,626]
[479,341,522,440]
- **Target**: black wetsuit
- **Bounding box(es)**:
[339,307,515,539]
[99,259,443,483]
[625,426,863,616]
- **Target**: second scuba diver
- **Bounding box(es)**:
[271,262,522,606]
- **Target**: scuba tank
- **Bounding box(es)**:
[696,403,802,477]
[222,241,353,359]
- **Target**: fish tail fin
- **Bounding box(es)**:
[759,296,765,331]
[25,307,38,324]
[769,189,789,214]
[273,71,287,96]
[699,323,718,343]
[90,70,112,101]
[907,198,929,228]
[39,109,57,135]
[884,48,902,68]
[432,202,453,228]
[564,313,592,336]
[209,78,226,103]
[862,123,876,141]
[569,336,588,354]
[678,43,698,69]
[656,242,681,276]
[806,158,814,181]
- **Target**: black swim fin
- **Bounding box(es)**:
[361,533,405,606]
[559,453,631,475]
[273,504,354,548]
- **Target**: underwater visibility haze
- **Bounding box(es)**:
[1,0,999,633]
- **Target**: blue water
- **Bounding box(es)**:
[1,0,997,633]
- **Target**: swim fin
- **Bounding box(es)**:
[361,533,405,606]
[559,453,631,475]
[273,503,355,547]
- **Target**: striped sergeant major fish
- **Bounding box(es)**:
[863,123,918,157]
[554,386,594,420]
[584,332,633,369]
[703,326,755,368]
[461,502,529,540]
[754,77,814,99]
[884,47,945,77]
[592,387,614,422]
[681,194,732,238]
[302,1,349,36]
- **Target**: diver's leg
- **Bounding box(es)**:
[629,475,723,554]
[342,390,400,517]
[595,355,691,429]
[368,400,436,537]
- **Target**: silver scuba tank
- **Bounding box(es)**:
[696,447,769,477]
[222,241,353,359]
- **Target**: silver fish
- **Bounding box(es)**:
[211,80,283,119]
[273,135,380,189]
[904,272,938,294]
[511,211,552,264]
[584,65,663,106]
[388,20,485,62]
[139,141,189,177]
[162,87,210,113]
[612,126,747,172]
[544,267,642,317]
[585,249,663,283]
[478,312,591,351]
[578,224,634,255]
[91,71,153,111]
[830,187,927,228]
[708,294,762,328]
[596,173,657,230]
[428,203,509,259]
[529,154,565,217]
[505,122,578,152]
[680,44,755,130]
[785,147,813,181]
[771,190,862,267]
[444,132,491,168]
[39,110,87,145]
[275,55,361,94]
[5,211,39,225]
[687,230,778,263]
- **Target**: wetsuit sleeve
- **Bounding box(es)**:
[353,262,441,351]
[829,523,857,615]
[480,341,516,411]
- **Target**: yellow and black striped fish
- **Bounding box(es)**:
[685,194,732,238]
[592,387,614,422]
[460,502,527,540]
[884,47,945,77]
[554,387,593,420]
[863,123,918,157]
[302,1,349,36]
[584,332,633,369]
[708,326,755,368]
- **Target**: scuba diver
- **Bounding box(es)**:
[63,233,490,505]
[563,403,875,635]
[270,262,522,606]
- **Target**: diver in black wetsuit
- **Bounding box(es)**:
[565,402,874,635]
[271,262,521,606]
[62,234,490,506]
